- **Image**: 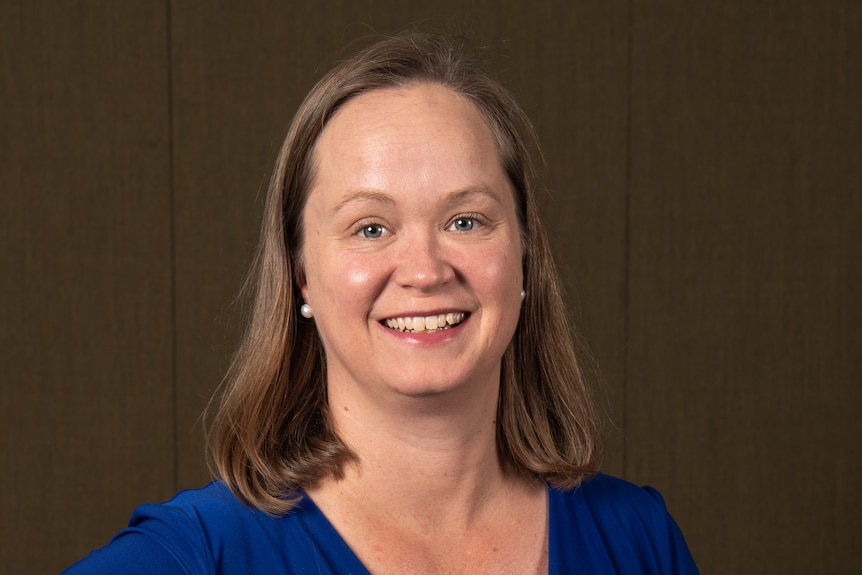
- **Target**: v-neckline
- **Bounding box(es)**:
[297,485,555,575]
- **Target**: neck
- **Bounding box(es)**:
[311,370,511,524]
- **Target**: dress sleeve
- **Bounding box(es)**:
[550,474,699,574]
[640,485,700,574]
[60,502,213,575]
[60,531,188,575]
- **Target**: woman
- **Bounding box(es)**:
[64,32,698,574]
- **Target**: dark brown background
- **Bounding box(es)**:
[2,1,859,573]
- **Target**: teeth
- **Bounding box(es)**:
[384,312,466,333]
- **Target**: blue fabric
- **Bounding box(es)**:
[63,473,698,574]
[548,475,698,574]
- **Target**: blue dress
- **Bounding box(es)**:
[62,473,698,574]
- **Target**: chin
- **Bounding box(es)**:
[386,372,492,404]
[390,380,460,398]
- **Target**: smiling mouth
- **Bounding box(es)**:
[382,312,467,333]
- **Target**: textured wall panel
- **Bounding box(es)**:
[627,2,862,572]
[0,3,174,573]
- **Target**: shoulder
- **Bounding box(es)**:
[550,472,683,537]
[61,482,284,574]
[136,481,261,524]
[549,473,699,574]
[120,483,364,574]
[118,482,275,572]
[555,472,672,519]
[64,483,366,574]
[129,481,274,538]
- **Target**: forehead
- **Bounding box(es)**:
[326,82,492,138]
[308,83,504,198]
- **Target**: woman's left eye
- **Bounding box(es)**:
[358,224,385,238]
[449,217,477,232]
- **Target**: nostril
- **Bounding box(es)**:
[392,240,456,289]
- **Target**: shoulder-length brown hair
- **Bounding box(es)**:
[207,31,601,515]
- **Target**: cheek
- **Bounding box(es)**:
[315,252,385,310]
[467,241,523,297]
[347,267,374,288]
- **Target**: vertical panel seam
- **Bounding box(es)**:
[165,0,178,493]
[622,0,634,479]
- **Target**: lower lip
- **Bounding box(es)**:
[379,316,469,345]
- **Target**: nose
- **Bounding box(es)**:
[392,230,455,292]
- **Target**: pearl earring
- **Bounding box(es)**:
[300,303,314,318]
[520,289,526,301]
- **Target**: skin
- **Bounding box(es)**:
[300,83,546,574]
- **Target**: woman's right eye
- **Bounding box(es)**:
[358,224,385,239]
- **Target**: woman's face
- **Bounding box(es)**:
[300,83,524,402]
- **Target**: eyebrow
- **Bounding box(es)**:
[332,186,503,214]
[443,187,503,207]
[331,190,397,214]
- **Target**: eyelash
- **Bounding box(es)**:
[447,213,483,232]
[352,213,485,239]
[355,222,387,239]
